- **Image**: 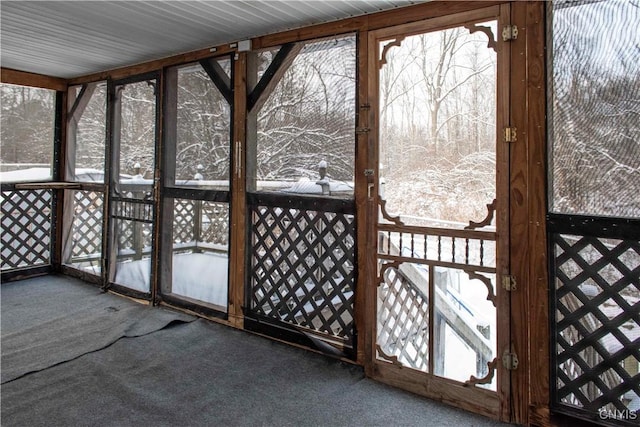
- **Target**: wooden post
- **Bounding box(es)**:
[158,66,178,297]
[104,83,123,286]
[496,3,513,422]
[60,86,77,267]
[228,51,247,328]
[355,28,371,367]
[193,199,202,251]
[509,2,548,425]
[246,52,258,193]
[52,89,67,273]
[524,2,550,425]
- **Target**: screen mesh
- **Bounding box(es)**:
[548,0,640,218]
[254,35,356,195]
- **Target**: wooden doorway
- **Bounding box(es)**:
[106,73,161,300]
[366,5,512,419]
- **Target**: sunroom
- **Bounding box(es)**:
[1,1,638,426]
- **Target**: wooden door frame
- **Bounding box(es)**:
[358,3,550,424]
[363,4,509,420]
[105,72,162,301]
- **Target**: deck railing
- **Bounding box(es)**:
[376,232,494,384]
[1,186,54,272]
[67,187,229,267]
[549,214,640,424]
[1,185,230,274]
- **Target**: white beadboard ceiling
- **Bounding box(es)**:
[1,0,417,79]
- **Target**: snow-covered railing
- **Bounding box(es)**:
[66,190,229,268]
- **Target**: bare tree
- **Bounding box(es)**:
[550,0,640,217]
[256,36,356,184]
[1,85,55,169]
[378,24,498,224]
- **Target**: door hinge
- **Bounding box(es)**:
[504,127,517,143]
[502,347,519,370]
[502,275,517,291]
[502,25,518,41]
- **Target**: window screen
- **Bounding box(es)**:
[254,35,356,197]
[67,83,106,182]
[0,84,56,182]
[548,0,640,218]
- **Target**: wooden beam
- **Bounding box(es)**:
[1,68,67,91]
[253,2,505,49]
[157,67,178,302]
[508,2,547,425]
[245,53,259,192]
[14,182,82,190]
[253,18,367,50]
[68,44,236,85]
[51,90,67,273]
[199,58,233,105]
[68,83,98,122]
[367,1,504,31]
[247,42,303,112]
[151,71,163,306]
[496,4,513,423]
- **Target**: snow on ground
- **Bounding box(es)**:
[171,252,228,306]
[114,252,228,307]
[0,167,52,182]
[0,167,127,183]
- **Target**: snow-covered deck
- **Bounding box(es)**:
[115,251,229,309]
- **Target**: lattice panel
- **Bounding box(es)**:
[117,218,134,250]
[200,202,229,246]
[71,191,103,260]
[553,233,640,415]
[249,205,355,343]
[172,199,229,247]
[1,189,52,270]
[173,199,196,244]
[115,219,152,259]
[377,264,430,372]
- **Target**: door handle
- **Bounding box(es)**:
[235,141,242,178]
[365,169,375,200]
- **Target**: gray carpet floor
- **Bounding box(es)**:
[1,275,510,427]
